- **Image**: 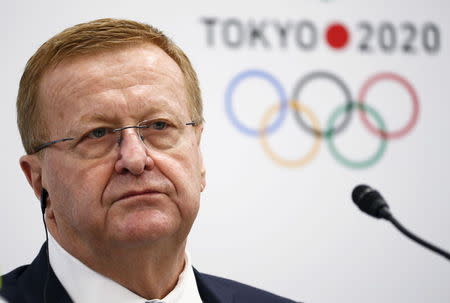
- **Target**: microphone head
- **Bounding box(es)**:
[352,184,390,219]
[352,184,371,204]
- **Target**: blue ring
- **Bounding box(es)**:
[225,69,288,136]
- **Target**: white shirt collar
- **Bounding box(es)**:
[48,234,203,303]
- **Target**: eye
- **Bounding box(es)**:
[150,121,168,130]
[87,127,108,139]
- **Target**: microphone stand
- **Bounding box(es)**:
[383,211,450,261]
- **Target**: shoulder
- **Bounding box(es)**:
[0,243,71,303]
[194,269,299,303]
[0,264,29,302]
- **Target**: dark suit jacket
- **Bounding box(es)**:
[0,243,297,303]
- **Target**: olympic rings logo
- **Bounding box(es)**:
[225,70,420,169]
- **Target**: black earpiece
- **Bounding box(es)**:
[40,188,48,215]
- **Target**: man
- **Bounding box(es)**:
[0,19,297,303]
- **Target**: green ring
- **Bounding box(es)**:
[325,102,387,169]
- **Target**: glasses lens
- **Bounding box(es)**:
[74,127,118,159]
[138,120,182,150]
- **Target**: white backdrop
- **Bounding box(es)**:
[1,0,450,302]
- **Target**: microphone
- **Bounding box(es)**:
[352,184,392,219]
[352,184,450,261]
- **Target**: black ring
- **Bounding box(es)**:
[291,71,353,138]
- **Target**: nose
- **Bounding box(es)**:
[114,129,154,175]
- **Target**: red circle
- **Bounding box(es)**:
[326,23,349,49]
[358,73,420,139]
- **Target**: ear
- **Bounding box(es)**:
[194,123,204,145]
[20,154,44,201]
[200,149,206,192]
[195,125,206,192]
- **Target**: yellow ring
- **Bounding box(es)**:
[259,101,321,167]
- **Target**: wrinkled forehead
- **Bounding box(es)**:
[38,44,189,134]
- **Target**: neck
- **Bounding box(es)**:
[48,226,187,299]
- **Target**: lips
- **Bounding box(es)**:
[115,190,163,203]
[106,177,173,206]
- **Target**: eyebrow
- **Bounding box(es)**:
[68,112,118,133]
[70,106,185,132]
[79,112,116,124]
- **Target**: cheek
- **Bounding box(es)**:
[170,150,202,190]
[155,148,202,216]
[45,157,113,228]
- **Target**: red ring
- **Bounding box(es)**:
[358,73,420,139]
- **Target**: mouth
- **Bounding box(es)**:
[115,190,163,203]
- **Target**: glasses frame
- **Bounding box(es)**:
[33,121,197,154]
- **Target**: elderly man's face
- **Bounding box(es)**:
[25,44,205,251]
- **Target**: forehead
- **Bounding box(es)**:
[39,44,189,133]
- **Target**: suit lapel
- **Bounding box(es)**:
[193,268,235,303]
[17,242,72,303]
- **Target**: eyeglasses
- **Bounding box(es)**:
[33,119,197,159]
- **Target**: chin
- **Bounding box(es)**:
[110,208,180,246]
